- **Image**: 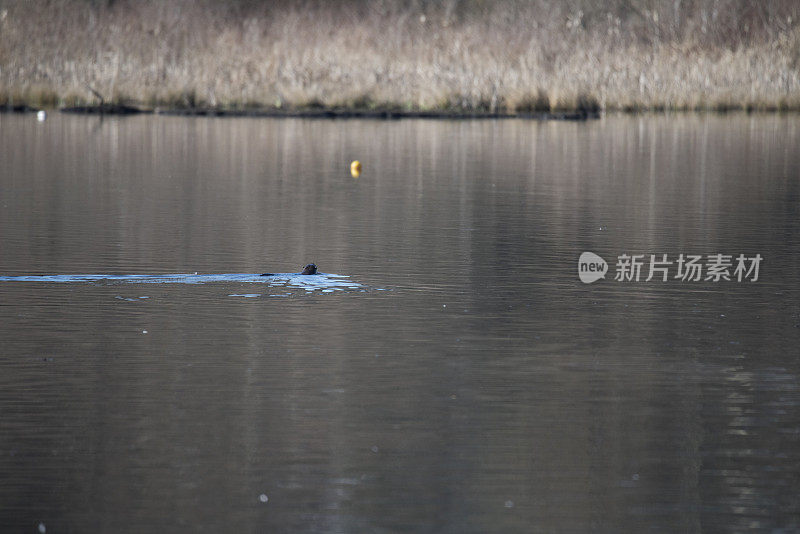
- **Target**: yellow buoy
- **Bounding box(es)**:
[350,160,362,178]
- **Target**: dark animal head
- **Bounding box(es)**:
[301,263,317,275]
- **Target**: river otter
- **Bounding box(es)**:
[261,263,317,276]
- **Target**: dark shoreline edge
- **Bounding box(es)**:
[3,104,599,121]
[7,104,799,119]
[151,108,599,121]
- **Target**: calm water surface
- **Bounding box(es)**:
[0,114,798,532]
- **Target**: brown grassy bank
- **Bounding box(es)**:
[1,0,800,113]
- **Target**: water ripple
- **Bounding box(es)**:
[0,273,365,292]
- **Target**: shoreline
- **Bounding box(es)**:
[2,103,599,120]
[3,2,798,123]
[5,104,800,120]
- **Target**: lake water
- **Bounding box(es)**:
[0,113,798,532]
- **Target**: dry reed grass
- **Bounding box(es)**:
[1,0,799,112]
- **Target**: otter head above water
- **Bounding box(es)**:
[260,263,318,276]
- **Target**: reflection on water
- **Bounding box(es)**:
[0,114,798,532]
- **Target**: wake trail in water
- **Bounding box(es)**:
[0,273,365,292]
